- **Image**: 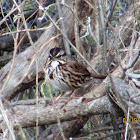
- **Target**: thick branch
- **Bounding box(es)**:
[0,31,43,52]
[1,77,140,130]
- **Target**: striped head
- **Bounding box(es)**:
[49,47,66,60]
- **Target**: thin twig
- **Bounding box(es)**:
[56,0,70,55]
[15,34,60,87]
[106,0,118,25]
[74,0,82,59]
[99,0,107,73]
[45,76,66,140]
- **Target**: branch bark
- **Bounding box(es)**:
[1,77,140,130]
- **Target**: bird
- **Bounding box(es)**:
[45,47,106,93]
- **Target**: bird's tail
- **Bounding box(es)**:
[90,73,106,79]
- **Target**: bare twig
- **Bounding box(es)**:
[106,0,118,25]
[99,0,108,73]
[45,75,66,140]
[74,0,82,59]
[56,0,70,55]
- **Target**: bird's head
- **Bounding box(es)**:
[49,47,66,60]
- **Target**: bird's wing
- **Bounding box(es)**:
[61,58,90,76]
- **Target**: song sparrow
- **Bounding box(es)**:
[45,47,106,92]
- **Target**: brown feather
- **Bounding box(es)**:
[90,73,106,79]
[62,57,106,79]
[64,58,90,75]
